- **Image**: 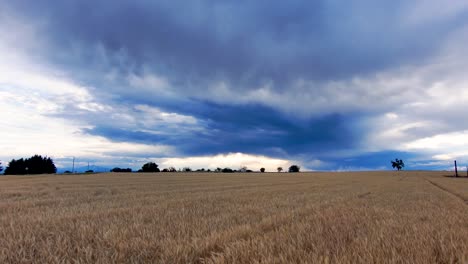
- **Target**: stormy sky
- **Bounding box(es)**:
[1,0,468,171]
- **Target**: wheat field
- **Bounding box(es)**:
[0,171,467,263]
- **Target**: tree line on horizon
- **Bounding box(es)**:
[112,162,301,173]
[1,155,411,176]
[0,156,301,175]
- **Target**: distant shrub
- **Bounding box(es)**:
[288,165,300,173]
[140,162,160,172]
[222,168,234,173]
[111,167,132,173]
[260,168,265,173]
[85,170,94,173]
[162,167,177,172]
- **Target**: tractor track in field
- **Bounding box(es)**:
[426,179,468,205]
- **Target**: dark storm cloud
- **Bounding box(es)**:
[5,0,461,88]
[83,103,358,157]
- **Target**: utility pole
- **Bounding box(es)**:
[454,160,458,177]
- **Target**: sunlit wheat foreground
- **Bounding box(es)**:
[0,171,467,263]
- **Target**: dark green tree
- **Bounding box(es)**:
[26,155,56,174]
[141,162,160,172]
[4,159,26,175]
[288,165,300,173]
[4,155,56,175]
[260,168,265,173]
[391,159,405,171]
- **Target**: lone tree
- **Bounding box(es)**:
[277,167,283,173]
[260,168,265,173]
[140,162,160,172]
[4,155,56,175]
[391,159,405,171]
[288,165,300,173]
